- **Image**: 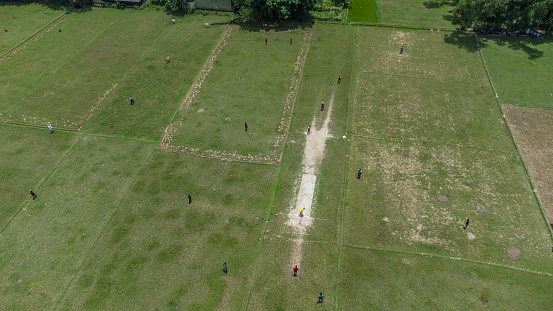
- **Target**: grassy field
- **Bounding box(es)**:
[161,26,309,163]
[0,125,79,229]
[56,152,278,309]
[377,0,456,29]
[0,135,153,309]
[82,14,230,141]
[348,0,378,23]
[1,4,553,310]
[0,3,65,55]
[478,35,553,110]
[339,249,553,309]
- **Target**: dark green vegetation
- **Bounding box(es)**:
[348,0,379,23]
[1,3,553,310]
[453,0,553,31]
[232,0,316,20]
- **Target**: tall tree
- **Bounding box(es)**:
[233,0,316,20]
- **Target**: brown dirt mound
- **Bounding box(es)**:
[476,203,487,213]
[508,247,520,260]
[438,194,448,202]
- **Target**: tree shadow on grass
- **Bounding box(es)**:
[478,35,550,60]
[423,0,458,9]
[0,2,92,14]
[443,32,480,53]
[444,31,551,60]
[235,20,315,32]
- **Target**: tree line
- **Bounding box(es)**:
[453,0,553,32]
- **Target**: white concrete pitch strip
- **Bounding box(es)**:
[290,173,317,230]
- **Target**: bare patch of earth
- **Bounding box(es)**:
[476,202,487,213]
[508,247,520,260]
[438,194,448,202]
[503,104,553,226]
[467,232,476,241]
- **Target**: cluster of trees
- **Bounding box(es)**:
[232,0,317,20]
[452,0,553,31]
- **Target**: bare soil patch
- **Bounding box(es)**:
[476,203,487,213]
[438,194,448,202]
[503,104,553,226]
[508,247,520,260]
[467,232,476,241]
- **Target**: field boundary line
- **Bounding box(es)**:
[2,15,122,123]
[475,34,553,241]
[52,144,155,310]
[244,162,283,310]
[334,25,359,310]
[0,135,83,234]
[178,25,234,111]
[343,243,553,277]
[276,29,313,164]
[350,133,513,155]
[0,12,66,61]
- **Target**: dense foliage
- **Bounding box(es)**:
[232,0,317,20]
[452,0,553,31]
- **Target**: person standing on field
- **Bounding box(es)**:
[30,189,37,199]
[293,265,298,277]
[318,293,324,303]
[130,97,135,105]
[290,37,293,44]
[245,122,248,131]
[338,76,341,84]
[188,193,192,204]
[357,169,362,179]
[47,123,53,134]
[464,218,470,230]
[265,38,267,45]
[307,126,311,135]
[223,262,228,273]
[321,102,324,111]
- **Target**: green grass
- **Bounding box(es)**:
[478,35,553,110]
[246,23,354,310]
[56,151,278,309]
[81,14,231,141]
[377,0,456,29]
[1,7,553,310]
[0,125,79,228]
[164,27,307,163]
[348,0,378,23]
[339,248,553,310]
[3,9,169,129]
[0,4,65,55]
[0,8,121,116]
[0,135,153,309]
[354,29,510,150]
